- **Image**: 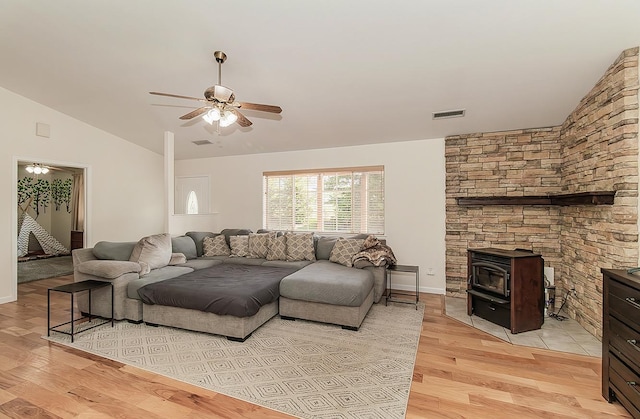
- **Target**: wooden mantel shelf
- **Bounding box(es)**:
[456,191,615,206]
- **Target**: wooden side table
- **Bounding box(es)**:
[48,280,113,342]
[386,264,420,310]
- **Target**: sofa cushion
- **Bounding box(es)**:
[186,231,218,257]
[92,241,137,261]
[285,232,316,262]
[315,236,338,260]
[230,235,249,257]
[77,260,142,279]
[353,259,375,268]
[177,258,224,270]
[219,228,253,245]
[129,233,172,275]
[262,260,313,269]
[222,257,267,266]
[203,235,231,256]
[127,266,194,299]
[248,232,271,259]
[168,253,187,265]
[266,234,287,261]
[329,238,364,267]
[256,229,282,236]
[279,260,374,307]
[171,236,197,260]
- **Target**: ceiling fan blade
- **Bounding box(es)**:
[232,109,253,127]
[237,102,282,114]
[179,107,210,120]
[149,91,207,102]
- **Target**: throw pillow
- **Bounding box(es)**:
[329,238,364,267]
[248,232,272,259]
[266,234,287,261]
[185,231,218,257]
[93,241,137,261]
[220,229,253,246]
[285,232,316,261]
[203,235,231,256]
[129,233,172,276]
[230,235,250,257]
[171,236,198,260]
[315,236,338,260]
[168,252,187,265]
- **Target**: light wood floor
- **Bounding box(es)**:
[0,276,631,418]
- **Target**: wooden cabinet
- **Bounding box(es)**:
[602,268,640,417]
[70,230,84,250]
[467,248,544,334]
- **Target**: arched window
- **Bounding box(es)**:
[186,190,199,214]
[175,176,209,215]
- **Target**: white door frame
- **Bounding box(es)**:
[11,156,91,302]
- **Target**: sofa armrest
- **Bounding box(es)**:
[72,248,97,265]
[363,266,386,304]
[76,260,141,279]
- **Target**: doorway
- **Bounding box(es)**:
[14,159,87,287]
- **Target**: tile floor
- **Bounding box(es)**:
[445,297,602,357]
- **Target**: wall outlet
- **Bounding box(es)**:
[427,268,435,276]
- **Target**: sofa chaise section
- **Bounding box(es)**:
[279,260,375,330]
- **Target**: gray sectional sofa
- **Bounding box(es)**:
[72,229,387,340]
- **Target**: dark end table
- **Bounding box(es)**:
[48,280,114,342]
[386,264,420,310]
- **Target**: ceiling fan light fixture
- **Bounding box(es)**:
[203,108,221,125]
[25,163,49,175]
[219,110,238,127]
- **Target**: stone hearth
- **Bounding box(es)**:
[445,47,639,340]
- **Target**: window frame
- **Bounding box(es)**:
[263,165,384,235]
[174,175,210,215]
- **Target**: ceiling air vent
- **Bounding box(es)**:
[432,109,466,120]
[192,140,213,146]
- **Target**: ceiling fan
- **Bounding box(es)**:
[149,51,282,128]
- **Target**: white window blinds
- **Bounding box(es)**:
[263,166,384,234]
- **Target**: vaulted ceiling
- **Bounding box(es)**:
[2,1,640,160]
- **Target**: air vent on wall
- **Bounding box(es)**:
[433,109,466,119]
[192,140,213,146]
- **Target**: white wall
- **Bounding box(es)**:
[174,139,447,294]
[1,87,165,303]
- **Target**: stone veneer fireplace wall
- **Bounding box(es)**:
[445,47,639,339]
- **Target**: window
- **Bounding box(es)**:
[263,166,384,234]
[175,176,210,215]
[186,191,199,214]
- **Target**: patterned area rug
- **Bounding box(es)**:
[45,302,424,418]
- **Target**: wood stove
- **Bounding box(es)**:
[469,252,511,298]
[467,248,544,333]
